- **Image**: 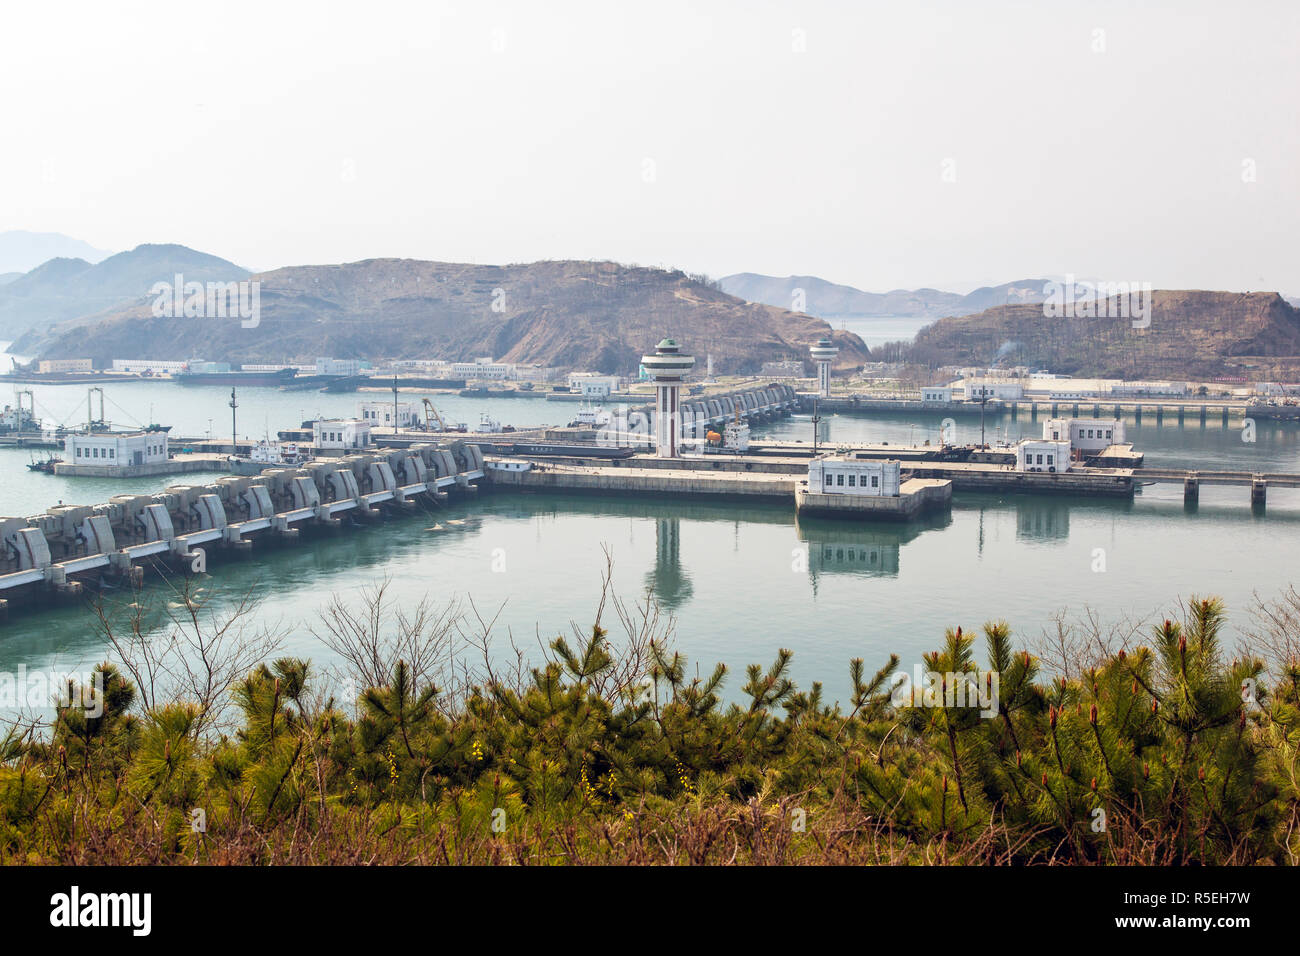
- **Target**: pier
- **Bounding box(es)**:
[808,395,1266,429]
[1141,468,1299,510]
[484,457,953,520]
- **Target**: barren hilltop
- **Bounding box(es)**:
[30,258,868,375]
[908,291,1300,380]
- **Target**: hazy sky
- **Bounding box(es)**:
[2,0,1296,293]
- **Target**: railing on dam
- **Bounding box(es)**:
[625,382,800,437]
[0,440,486,603]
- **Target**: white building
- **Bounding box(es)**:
[953,379,1024,401]
[1020,377,1189,400]
[452,358,516,380]
[65,431,169,468]
[38,359,93,374]
[921,386,953,403]
[808,456,902,497]
[111,359,190,374]
[567,372,620,392]
[313,419,372,451]
[358,401,422,429]
[1107,380,1189,397]
[1015,439,1071,472]
[317,358,368,377]
[1043,418,1124,452]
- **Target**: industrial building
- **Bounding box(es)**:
[316,358,370,377]
[359,402,423,429]
[808,457,902,497]
[37,359,93,374]
[567,373,621,397]
[1043,418,1124,453]
[313,419,373,451]
[1015,439,1071,472]
[111,359,189,374]
[65,431,169,470]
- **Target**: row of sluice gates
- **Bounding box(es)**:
[0,441,486,602]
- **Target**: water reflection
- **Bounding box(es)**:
[794,510,951,592]
[644,517,693,608]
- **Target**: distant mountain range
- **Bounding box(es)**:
[718,273,1050,320]
[0,231,114,274]
[28,257,869,375]
[9,232,1298,381]
[0,244,250,340]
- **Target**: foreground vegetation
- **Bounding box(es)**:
[3,582,1300,865]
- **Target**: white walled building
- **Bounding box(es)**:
[1015,439,1071,472]
[317,358,368,377]
[65,431,168,468]
[953,379,1025,401]
[358,401,422,429]
[452,359,516,380]
[38,359,93,374]
[1043,418,1124,452]
[921,386,953,403]
[567,372,620,392]
[313,419,372,451]
[808,457,902,497]
[111,359,190,374]
[1018,377,1189,400]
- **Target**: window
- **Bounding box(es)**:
[848,474,856,487]
[871,475,879,488]
[1036,454,1043,464]
[836,474,844,486]
[824,472,832,486]
[1047,454,1054,465]
[1105,430,1112,439]
[109,448,114,459]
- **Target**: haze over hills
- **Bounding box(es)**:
[909,291,1300,381]
[0,231,114,274]
[719,273,1051,320]
[0,244,251,340]
[31,258,870,375]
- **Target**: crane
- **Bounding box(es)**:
[422,398,447,432]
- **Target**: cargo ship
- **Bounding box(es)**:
[175,367,298,387]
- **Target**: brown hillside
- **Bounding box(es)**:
[909,290,1300,380]
[33,259,869,375]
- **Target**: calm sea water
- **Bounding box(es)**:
[2,362,1298,709]
[827,315,935,348]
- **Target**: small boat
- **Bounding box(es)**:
[227,439,308,475]
[568,403,611,428]
[27,454,62,473]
